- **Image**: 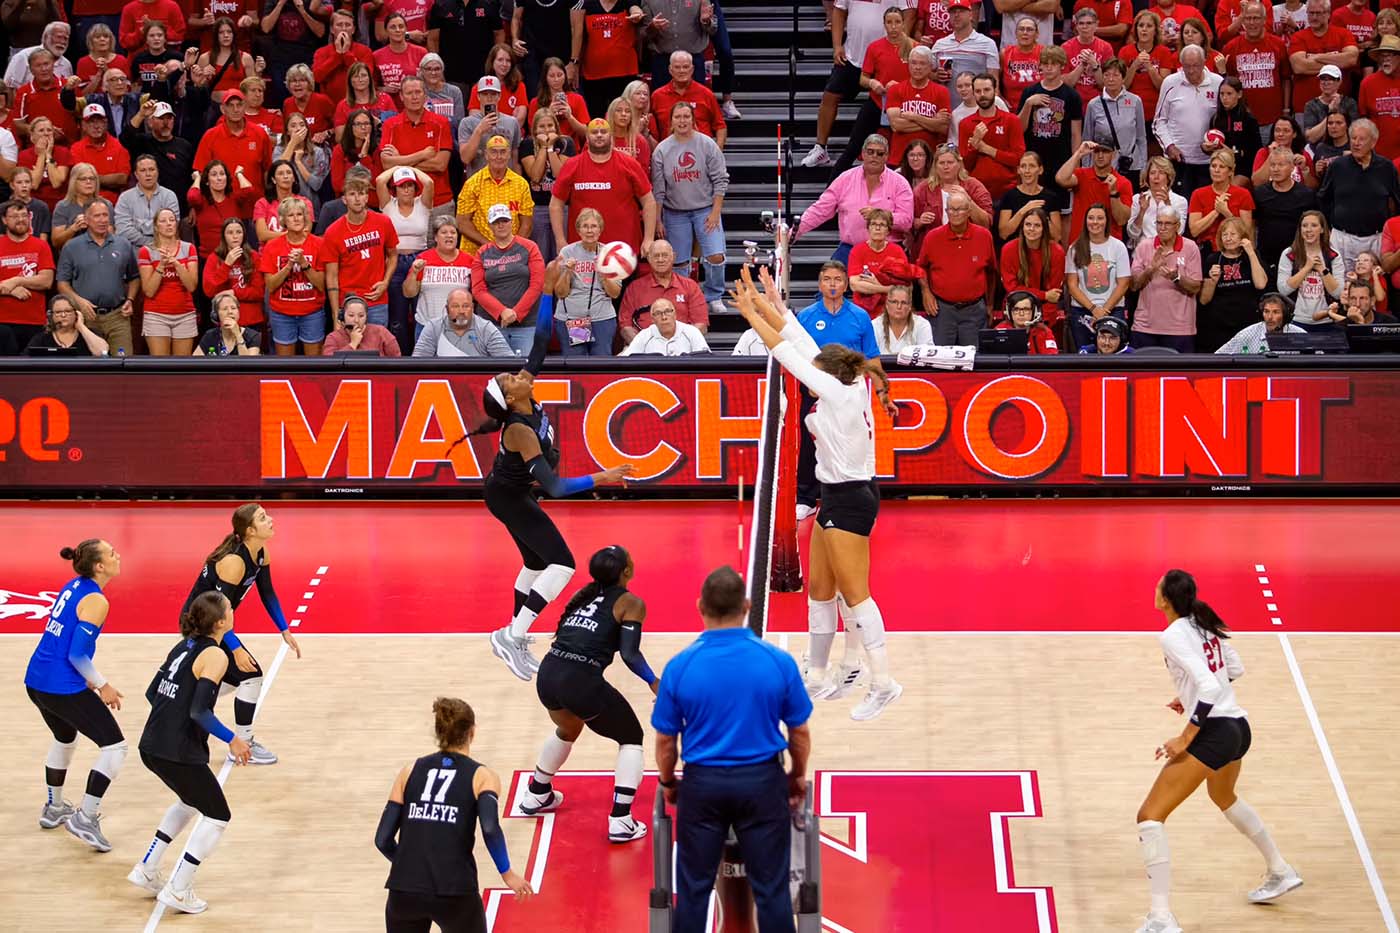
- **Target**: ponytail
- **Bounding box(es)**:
[60,539,105,577]
[557,545,630,621]
[860,357,890,397]
[181,591,229,639]
[433,696,476,751]
[205,503,261,565]
[1161,568,1230,638]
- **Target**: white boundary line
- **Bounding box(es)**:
[11,629,1400,639]
[1278,631,1398,931]
[141,565,326,932]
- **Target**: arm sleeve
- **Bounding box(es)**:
[374,801,402,860]
[772,340,848,401]
[221,628,244,652]
[255,565,290,631]
[618,621,657,686]
[477,791,512,874]
[66,622,107,687]
[524,302,553,374]
[190,676,236,742]
[527,453,594,498]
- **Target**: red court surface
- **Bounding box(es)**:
[0,499,1397,636]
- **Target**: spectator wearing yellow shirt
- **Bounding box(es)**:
[456,135,532,254]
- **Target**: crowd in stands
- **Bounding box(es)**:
[798,0,1400,355]
[0,0,1397,360]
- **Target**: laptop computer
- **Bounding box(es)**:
[978,328,1029,355]
[1346,323,1400,353]
[24,345,81,357]
[1265,330,1349,354]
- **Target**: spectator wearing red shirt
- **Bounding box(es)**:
[119,0,186,53]
[960,73,1026,199]
[0,198,56,347]
[1063,8,1116,106]
[373,12,428,108]
[572,0,644,119]
[528,58,591,144]
[1055,136,1133,242]
[380,76,453,216]
[1076,0,1134,48]
[651,51,727,146]
[1380,208,1400,292]
[1187,149,1255,248]
[76,25,131,85]
[187,160,257,260]
[1361,37,1400,160]
[313,9,375,102]
[320,174,400,326]
[468,44,528,123]
[549,118,657,256]
[617,239,707,340]
[886,47,953,165]
[1330,0,1375,50]
[1224,2,1291,140]
[333,109,384,202]
[16,117,72,212]
[69,102,131,205]
[1120,11,1176,118]
[323,294,402,354]
[1000,209,1065,325]
[283,64,336,143]
[240,76,284,137]
[847,210,914,319]
[1002,18,1044,107]
[376,0,432,41]
[1149,0,1205,49]
[333,64,397,132]
[202,216,265,326]
[16,50,79,143]
[996,290,1060,352]
[194,90,274,191]
[917,0,953,44]
[138,207,199,355]
[192,17,256,102]
[916,190,997,344]
[195,0,260,52]
[1216,0,1245,43]
[1288,0,1358,113]
[260,196,327,354]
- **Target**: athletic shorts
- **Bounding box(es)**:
[484,476,574,570]
[824,61,862,98]
[384,889,486,933]
[816,479,880,536]
[27,686,124,747]
[536,654,644,746]
[1187,716,1252,771]
[140,750,232,822]
[141,311,199,339]
[220,642,263,687]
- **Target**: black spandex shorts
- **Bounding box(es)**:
[824,61,862,98]
[536,654,644,746]
[816,479,880,536]
[484,477,575,571]
[385,890,487,933]
[1187,716,1252,771]
[221,642,263,687]
[27,686,124,747]
[140,751,232,821]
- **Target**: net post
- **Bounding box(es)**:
[649,792,674,933]
[770,371,802,592]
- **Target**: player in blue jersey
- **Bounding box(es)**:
[24,539,129,852]
[182,503,302,765]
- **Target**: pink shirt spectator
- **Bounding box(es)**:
[254,195,315,237]
[793,165,914,247]
[323,322,403,355]
[1130,233,1202,335]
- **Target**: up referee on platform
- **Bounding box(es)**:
[652,566,813,933]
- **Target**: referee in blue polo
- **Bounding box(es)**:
[653,565,813,933]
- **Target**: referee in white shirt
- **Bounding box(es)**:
[618,299,711,356]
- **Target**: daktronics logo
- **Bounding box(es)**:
[257,372,1353,485]
[0,397,74,463]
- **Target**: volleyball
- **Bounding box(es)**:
[596,241,638,280]
[1203,129,1226,149]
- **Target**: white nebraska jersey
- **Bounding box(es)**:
[1160,616,1247,722]
[773,315,876,484]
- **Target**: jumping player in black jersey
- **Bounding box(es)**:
[376,697,533,933]
[183,503,301,764]
[519,545,657,844]
[128,591,252,915]
[480,366,633,682]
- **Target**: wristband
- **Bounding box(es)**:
[657,776,677,788]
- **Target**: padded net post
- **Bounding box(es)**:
[771,372,802,592]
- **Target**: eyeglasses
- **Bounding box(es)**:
[651,308,676,317]
[863,147,887,155]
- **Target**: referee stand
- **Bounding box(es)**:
[649,784,822,933]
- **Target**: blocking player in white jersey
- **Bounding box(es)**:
[730,266,902,721]
[1134,569,1302,933]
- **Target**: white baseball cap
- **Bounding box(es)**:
[1319,64,1342,79]
[152,101,174,118]
[487,203,512,223]
[81,102,104,120]
[476,75,502,94]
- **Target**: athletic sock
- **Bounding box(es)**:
[45,740,75,805]
[143,803,197,868]
[510,565,574,639]
[510,592,549,640]
[1137,820,1172,916]
[1223,800,1288,873]
[612,744,643,818]
[47,782,65,806]
[848,598,891,688]
[513,568,543,619]
[79,740,126,816]
[806,597,838,680]
[836,596,862,667]
[530,734,574,794]
[170,818,228,891]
